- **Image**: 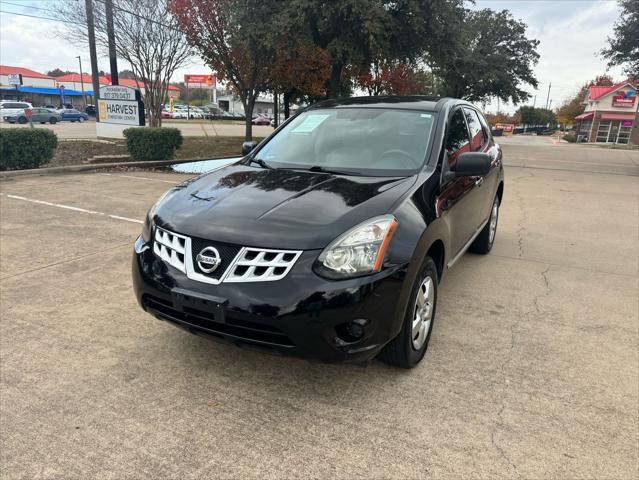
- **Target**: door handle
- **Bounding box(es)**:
[475,177,484,187]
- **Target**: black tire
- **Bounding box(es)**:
[17,116,27,124]
[379,256,438,368]
[470,195,500,254]
[50,118,57,124]
[79,116,85,123]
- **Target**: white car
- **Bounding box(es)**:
[0,100,33,123]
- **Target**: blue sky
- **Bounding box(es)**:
[0,0,626,112]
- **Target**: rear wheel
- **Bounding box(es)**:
[379,256,438,368]
[470,195,500,254]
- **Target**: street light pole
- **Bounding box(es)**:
[85,0,101,121]
[76,56,86,109]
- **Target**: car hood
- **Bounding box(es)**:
[155,163,414,250]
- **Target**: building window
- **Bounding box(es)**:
[616,122,632,144]
[596,120,611,143]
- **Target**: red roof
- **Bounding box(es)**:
[55,73,109,84]
[588,80,637,101]
[97,76,179,91]
[0,65,53,79]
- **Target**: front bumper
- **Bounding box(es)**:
[132,235,407,362]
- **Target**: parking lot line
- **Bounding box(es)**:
[100,173,179,184]
[1,193,143,224]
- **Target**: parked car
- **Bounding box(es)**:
[132,96,504,368]
[3,107,61,124]
[58,108,89,122]
[0,101,33,123]
[85,105,96,117]
[161,110,173,119]
[251,114,270,125]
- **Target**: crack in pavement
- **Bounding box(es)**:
[512,172,533,259]
[491,264,553,477]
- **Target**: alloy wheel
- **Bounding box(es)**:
[411,276,434,350]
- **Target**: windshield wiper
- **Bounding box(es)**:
[305,165,359,175]
[247,157,273,169]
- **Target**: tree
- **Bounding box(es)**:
[54,0,192,127]
[431,8,540,104]
[269,40,331,118]
[287,0,433,99]
[118,69,137,80]
[169,0,277,140]
[517,106,555,126]
[601,0,639,78]
[355,60,435,96]
[47,68,73,77]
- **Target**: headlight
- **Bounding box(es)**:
[141,190,170,242]
[315,215,398,279]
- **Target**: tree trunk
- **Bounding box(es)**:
[241,95,255,141]
[327,62,343,99]
[283,90,290,119]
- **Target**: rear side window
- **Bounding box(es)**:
[446,109,471,165]
[463,107,486,151]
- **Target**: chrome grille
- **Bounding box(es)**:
[153,227,187,273]
[225,248,302,282]
[152,227,301,283]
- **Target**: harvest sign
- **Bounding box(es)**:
[98,85,145,126]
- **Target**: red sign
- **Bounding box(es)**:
[495,123,514,132]
[184,74,215,86]
[612,95,636,108]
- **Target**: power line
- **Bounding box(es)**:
[92,0,179,31]
[0,1,50,11]
[0,9,83,25]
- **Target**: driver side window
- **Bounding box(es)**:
[446,109,470,167]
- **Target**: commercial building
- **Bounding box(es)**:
[0,65,180,108]
[574,80,638,145]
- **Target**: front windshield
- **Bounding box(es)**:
[254,108,436,175]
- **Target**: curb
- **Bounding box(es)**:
[0,156,239,179]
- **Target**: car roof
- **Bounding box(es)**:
[307,95,470,112]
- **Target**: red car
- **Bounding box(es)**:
[161,110,173,119]
[252,114,270,125]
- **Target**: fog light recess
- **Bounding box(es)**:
[335,319,369,343]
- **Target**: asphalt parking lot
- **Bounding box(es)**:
[1,137,637,479]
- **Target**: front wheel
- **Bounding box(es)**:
[379,256,438,368]
[17,116,27,124]
[78,117,85,123]
[50,117,57,124]
[470,195,500,254]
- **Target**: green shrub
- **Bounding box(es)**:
[123,127,183,161]
[563,133,577,143]
[0,129,58,171]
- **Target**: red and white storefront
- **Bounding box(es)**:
[574,81,638,145]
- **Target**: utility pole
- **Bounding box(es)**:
[76,56,86,109]
[85,0,100,121]
[548,99,552,111]
[533,95,536,108]
[105,0,119,85]
[545,82,551,109]
[497,97,500,114]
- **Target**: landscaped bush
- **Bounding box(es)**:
[0,129,58,171]
[123,127,183,161]
[563,133,577,143]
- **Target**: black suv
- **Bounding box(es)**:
[133,96,504,368]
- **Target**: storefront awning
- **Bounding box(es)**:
[14,86,93,97]
[600,113,636,121]
[574,112,594,120]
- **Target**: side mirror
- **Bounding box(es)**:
[453,152,491,176]
[241,141,258,156]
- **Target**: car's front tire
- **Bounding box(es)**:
[17,116,27,124]
[50,117,57,124]
[379,256,438,368]
[470,195,500,254]
[79,117,85,123]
